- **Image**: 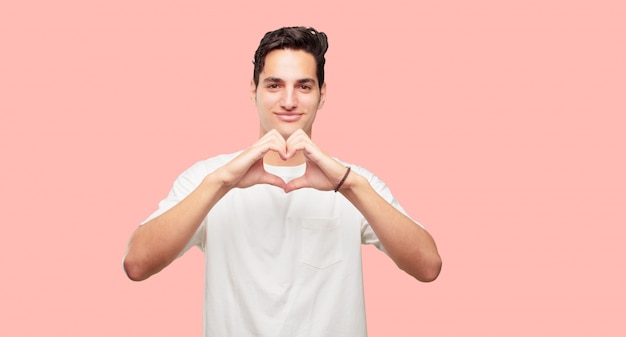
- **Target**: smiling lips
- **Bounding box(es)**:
[274,112,303,122]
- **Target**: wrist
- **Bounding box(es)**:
[334,166,351,192]
[337,169,365,195]
[206,168,236,193]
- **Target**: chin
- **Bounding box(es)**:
[277,125,300,137]
[278,129,295,139]
[261,124,311,139]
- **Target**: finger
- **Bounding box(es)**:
[264,130,289,159]
[263,141,289,160]
[285,131,315,159]
[284,176,310,193]
[285,140,304,159]
[251,131,288,159]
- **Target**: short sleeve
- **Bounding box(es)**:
[347,164,424,254]
[140,153,239,256]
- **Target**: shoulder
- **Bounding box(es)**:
[171,151,241,188]
[335,158,401,205]
[336,158,416,222]
[182,151,242,177]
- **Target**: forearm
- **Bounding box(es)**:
[340,173,442,282]
[123,173,230,281]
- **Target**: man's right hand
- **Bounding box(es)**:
[215,129,288,190]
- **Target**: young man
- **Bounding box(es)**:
[124,26,441,336]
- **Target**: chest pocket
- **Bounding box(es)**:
[301,218,343,269]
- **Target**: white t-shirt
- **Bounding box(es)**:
[144,152,417,337]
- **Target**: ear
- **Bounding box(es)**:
[318,82,327,109]
[250,79,257,104]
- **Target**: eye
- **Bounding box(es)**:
[299,85,312,91]
[267,84,279,89]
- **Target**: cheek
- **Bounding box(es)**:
[257,94,277,109]
[303,96,322,110]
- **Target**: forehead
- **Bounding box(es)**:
[261,49,317,81]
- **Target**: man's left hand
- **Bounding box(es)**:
[284,129,350,193]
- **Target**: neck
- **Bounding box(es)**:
[264,150,306,166]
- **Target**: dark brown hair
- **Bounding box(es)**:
[253,26,329,89]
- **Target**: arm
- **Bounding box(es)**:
[123,130,288,281]
[339,173,442,282]
[284,130,442,282]
[123,173,230,281]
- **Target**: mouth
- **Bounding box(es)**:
[274,112,303,122]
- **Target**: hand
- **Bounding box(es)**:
[216,129,288,190]
[284,129,349,193]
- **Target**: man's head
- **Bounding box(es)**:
[251,27,329,139]
[253,27,328,89]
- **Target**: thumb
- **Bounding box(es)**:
[284,176,311,193]
[260,172,287,190]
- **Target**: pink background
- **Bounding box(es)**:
[1,1,624,336]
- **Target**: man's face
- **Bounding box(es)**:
[251,49,326,139]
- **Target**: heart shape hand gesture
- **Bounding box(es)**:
[215,129,349,193]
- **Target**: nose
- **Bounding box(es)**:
[280,88,298,110]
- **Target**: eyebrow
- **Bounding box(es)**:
[262,77,317,85]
